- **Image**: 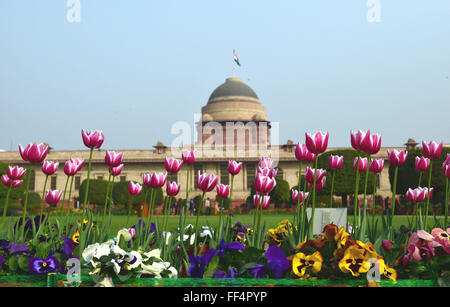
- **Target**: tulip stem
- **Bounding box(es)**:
[82,148,94,212]
[229,175,235,217]
[424,161,433,230]
[39,175,48,223]
[20,163,33,242]
[390,166,399,240]
[193,191,205,255]
[353,151,361,232]
[2,185,12,218]
[359,155,371,241]
[308,157,319,239]
[103,172,112,220]
[444,177,448,228]
[295,161,302,227]
[62,176,69,214]
[329,170,335,209]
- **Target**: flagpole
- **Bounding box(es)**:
[232,50,235,78]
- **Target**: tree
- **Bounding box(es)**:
[0,161,26,203]
[269,178,290,207]
[79,179,109,210]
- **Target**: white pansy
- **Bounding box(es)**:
[143,249,161,260]
[82,243,100,263]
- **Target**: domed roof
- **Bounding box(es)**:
[208,78,259,103]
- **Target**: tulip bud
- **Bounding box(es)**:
[304,167,327,184]
[197,171,218,192]
[353,157,368,173]
[166,181,181,197]
[81,130,104,149]
[129,181,143,196]
[109,164,124,177]
[228,160,242,176]
[415,157,430,172]
[45,190,62,206]
[422,141,443,160]
[305,131,329,154]
[295,143,316,163]
[253,193,270,209]
[254,174,276,194]
[350,130,369,151]
[216,184,230,199]
[329,155,344,170]
[387,150,408,167]
[42,161,59,176]
[182,150,196,165]
[7,166,26,180]
[105,151,124,167]
[18,143,49,163]
[165,157,183,173]
[369,158,384,174]
[291,189,309,205]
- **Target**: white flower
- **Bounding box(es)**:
[117,229,132,242]
[143,249,161,260]
[82,243,100,263]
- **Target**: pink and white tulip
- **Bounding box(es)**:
[253,193,270,209]
[197,171,219,192]
[143,172,168,189]
[129,181,143,196]
[291,189,309,205]
[105,151,124,167]
[64,160,80,176]
[369,158,384,174]
[308,176,326,192]
[258,157,274,170]
[228,160,243,176]
[166,181,181,197]
[69,158,85,172]
[295,143,316,163]
[361,133,382,155]
[18,143,49,163]
[42,161,59,176]
[257,167,278,179]
[165,157,183,173]
[304,167,327,184]
[329,155,344,170]
[415,157,431,172]
[81,130,104,149]
[254,174,277,194]
[387,150,408,167]
[406,187,434,203]
[181,150,196,165]
[350,130,370,151]
[1,175,23,188]
[353,157,368,173]
[216,184,231,199]
[305,131,329,155]
[45,189,62,206]
[109,164,124,177]
[422,141,443,160]
[7,166,26,180]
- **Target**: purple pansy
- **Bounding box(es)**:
[188,248,217,278]
[249,264,267,278]
[265,245,290,279]
[214,268,238,279]
[9,243,29,255]
[28,256,60,274]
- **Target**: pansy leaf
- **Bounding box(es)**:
[6,256,18,272]
[238,262,258,275]
[18,255,29,272]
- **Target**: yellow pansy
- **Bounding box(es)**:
[355,240,378,258]
[334,227,351,249]
[377,258,397,283]
[72,229,80,244]
[292,251,323,277]
[338,245,371,277]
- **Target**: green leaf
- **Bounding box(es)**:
[6,256,18,272]
[204,255,220,278]
[18,255,29,272]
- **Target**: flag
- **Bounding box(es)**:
[233,50,241,66]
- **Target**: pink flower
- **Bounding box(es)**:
[182,150,196,165]
[104,151,124,167]
[443,163,450,179]
[329,155,344,170]
[129,181,143,196]
[308,176,326,191]
[369,158,384,174]
[305,131,329,154]
[64,160,80,176]
[197,171,219,192]
[253,193,270,209]
[257,167,278,179]
[258,157,274,170]
[18,143,49,163]
[216,184,230,198]
[69,158,85,172]
[143,172,167,189]
[415,156,430,172]
[228,160,242,176]
[166,181,181,197]
[291,189,309,205]
[254,174,276,194]
[361,133,382,155]
[422,141,443,160]
[353,157,368,173]
[382,240,394,253]
[304,167,327,184]
[81,130,104,149]
[1,175,23,188]
[42,161,59,176]
[7,166,26,180]
[45,189,62,206]
[350,130,370,151]
[121,227,136,239]
[406,187,433,203]
[165,157,183,173]
[109,164,124,177]
[387,150,408,167]
[294,143,316,163]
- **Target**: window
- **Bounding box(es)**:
[28,170,35,191]
[220,163,229,185]
[246,163,256,190]
[51,176,57,190]
[75,176,81,190]
[97,175,104,180]
[194,164,203,189]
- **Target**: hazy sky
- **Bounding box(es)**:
[1,1,449,151]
